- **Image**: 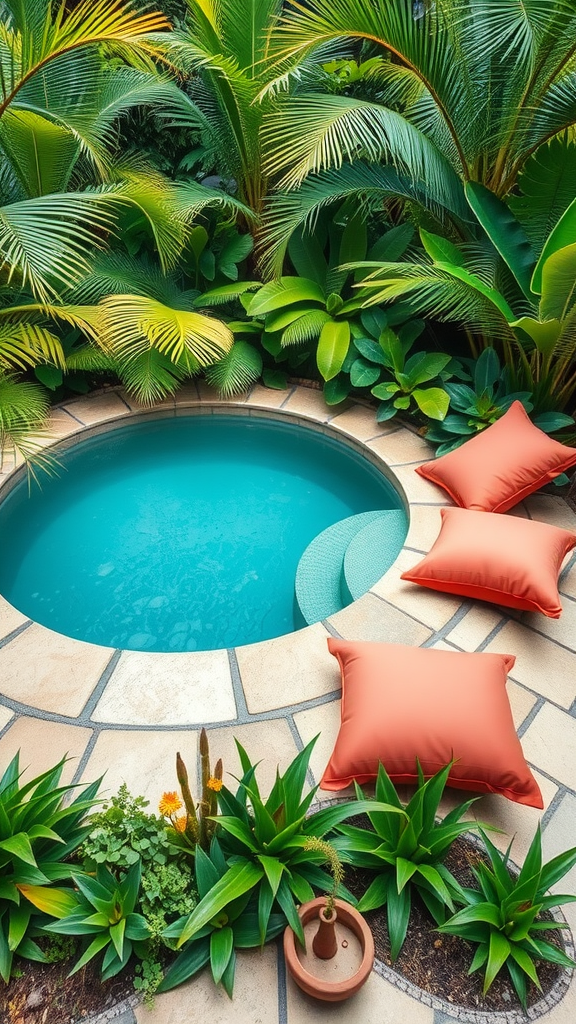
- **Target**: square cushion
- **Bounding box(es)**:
[416,401,576,513]
[401,507,576,618]
[321,639,543,808]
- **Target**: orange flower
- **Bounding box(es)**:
[206,777,223,792]
[159,791,182,817]
[173,814,188,833]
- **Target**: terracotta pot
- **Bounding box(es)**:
[283,897,374,1002]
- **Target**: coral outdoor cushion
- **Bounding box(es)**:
[321,639,543,807]
[401,507,575,618]
[416,401,576,513]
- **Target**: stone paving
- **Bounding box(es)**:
[0,383,575,1023]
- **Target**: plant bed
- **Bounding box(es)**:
[344,828,570,1015]
[0,948,136,1024]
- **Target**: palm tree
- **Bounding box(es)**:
[261,0,576,272]
[0,0,244,458]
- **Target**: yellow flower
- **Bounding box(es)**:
[159,791,183,816]
[207,777,223,792]
[173,814,188,833]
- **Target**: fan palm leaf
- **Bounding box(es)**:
[97,294,234,366]
[204,340,262,396]
[114,347,188,406]
[0,369,52,470]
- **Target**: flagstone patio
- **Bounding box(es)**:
[0,383,574,1024]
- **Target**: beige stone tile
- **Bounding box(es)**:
[524,494,576,532]
[119,389,175,412]
[196,380,249,404]
[91,650,236,726]
[80,728,199,808]
[0,596,29,639]
[445,605,505,652]
[507,680,539,730]
[404,504,443,554]
[245,383,292,408]
[286,964,434,1023]
[135,943,279,1024]
[0,705,14,731]
[385,463,450,505]
[61,391,131,425]
[173,383,200,409]
[47,408,80,438]
[328,592,433,646]
[236,622,336,714]
[371,549,463,630]
[281,387,332,422]
[521,705,576,788]
[0,716,92,785]
[207,718,300,794]
[367,429,434,466]
[542,792,576,897]
[293,699,342,791]
[0,625,113,716]
[328,405,388,442]
[484,622,576,708]
[517,598,576,652]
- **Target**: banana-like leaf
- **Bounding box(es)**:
[539,243,576,321]
[510,317,561,354]
[465,182,536,301]
[532,196,576,296]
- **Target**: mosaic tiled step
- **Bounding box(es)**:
[295,511,389,625]
[342,509,407,602]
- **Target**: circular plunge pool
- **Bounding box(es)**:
[0,414,407,652]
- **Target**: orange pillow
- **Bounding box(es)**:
[401,507,575,617]
[417,401,576,512]
[321,639,543,808]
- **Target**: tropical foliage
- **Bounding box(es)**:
[333,761,479,960]
[438,826,576,1010]
[0,753,100,982]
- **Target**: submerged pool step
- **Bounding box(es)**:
[342,509,407,603]
[295,511,386,626]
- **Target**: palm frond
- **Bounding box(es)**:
[280,309,331,346]
[64,253,187,307]
[0,369,54,470]
[64,343,116,373]
[98,294,234,366]
[508,135,576,251]
[115,347,187,406]
[0,322,65,370]
[204,339,262,396]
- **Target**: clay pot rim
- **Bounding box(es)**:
[283,897,375,1001]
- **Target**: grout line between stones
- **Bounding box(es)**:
[0,619,33,648]
[475,617,509,652]
[80,650,123,720]
[276,938,288,1024]
[227,648,250,721]
[517,697,546,738]
[0,712,18,740]
[527,762,575,798]
[70,729,99,786]
[279,386,297,408]
[541,785,569,831]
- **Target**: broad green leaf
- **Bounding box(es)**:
[316,320,350,381]
[439,902,503,929]
[234,912,285,948]
[510,316,561,354]
[323,376,350,405]
[540,244,576,321]
[69,933,110,976]
[396,858,418,893]
[465,181,535,299]
[404,352,451,385]
[213,816,259,852]
[0,832,37,866]
[484,932,511,993]
[8,904,31,952]
[433,261,516,321]
[357,874,390,913]
[420,229,465,268]
[248,278,325,317]
[532,196,576,295]
[349,357,381,388]
[176,862,264,947]
[378,327,404,372]
[352,336,388,365]
[367,224,413,262]
[257,856,284,899]
[17,884,79,919]
[109,918,126,961]
[262,368,288,390]
[412,387,450,420]
[210,926,234,986]
[157,936,211,992]
[473,348,500,394]
[387,877,411,961]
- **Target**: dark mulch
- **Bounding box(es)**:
[0,953,135,1024]
[344,831,564,1012]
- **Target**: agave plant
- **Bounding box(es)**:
[166,738,406,951]
[438,826,576,1010]
[159,838,285,997]
[332,761,481,960]
[39,860,151,980]
[0,752,101,982]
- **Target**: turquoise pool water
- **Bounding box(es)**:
[0,414,406,652]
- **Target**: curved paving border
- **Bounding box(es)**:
[1,382,575,1024]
